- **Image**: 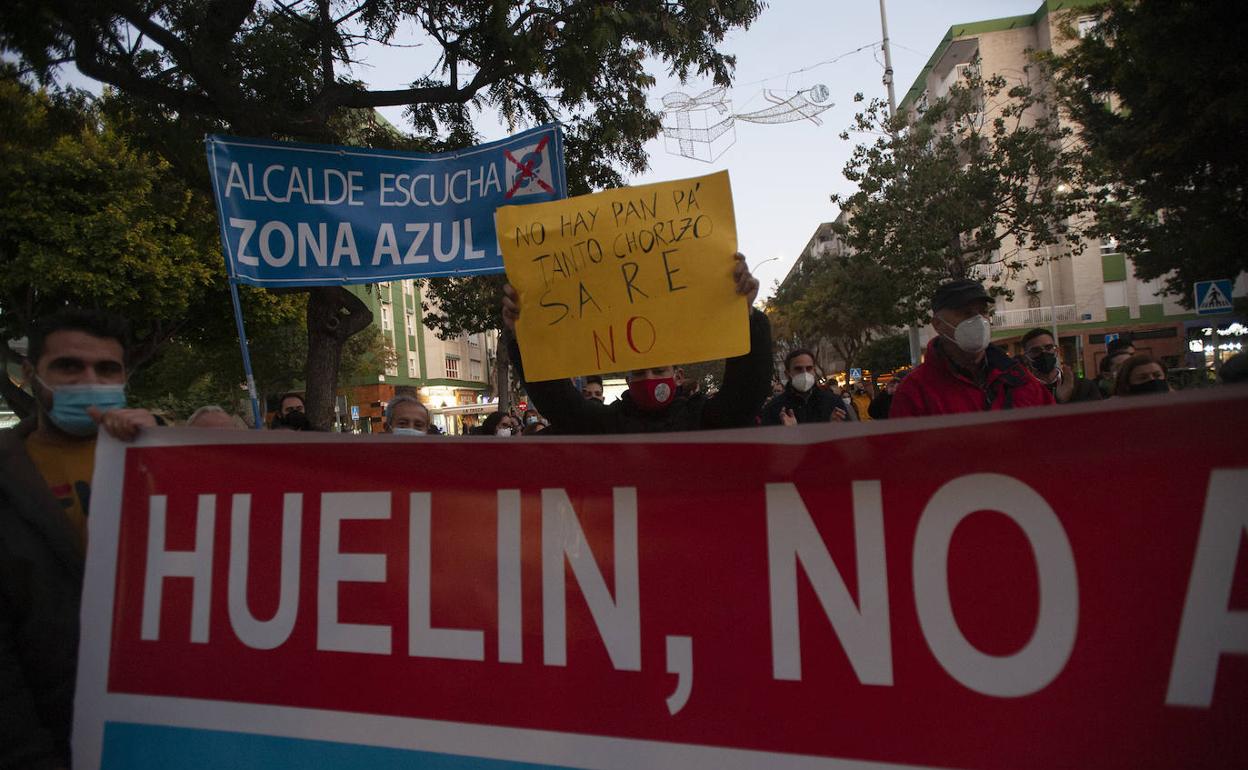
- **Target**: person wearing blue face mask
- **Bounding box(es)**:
[383,394,433,436]
[891,279,1054,418]
[0,308,158,769]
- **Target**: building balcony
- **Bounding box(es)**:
[990,304,1078,329]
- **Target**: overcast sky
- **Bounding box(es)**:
[358,0,1045,297]
[49,1,1045,297]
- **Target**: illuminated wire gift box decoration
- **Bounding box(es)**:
[661,87,736,163]
[661,84,834,162]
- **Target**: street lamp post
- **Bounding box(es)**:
[1047,183,1072,343]
[878,0,922,366]
[753,256,781,301]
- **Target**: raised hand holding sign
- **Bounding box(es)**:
[496,171,747,381]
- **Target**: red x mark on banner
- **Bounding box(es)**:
[504,136,554,199]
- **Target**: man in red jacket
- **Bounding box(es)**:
[891,279,1054,417]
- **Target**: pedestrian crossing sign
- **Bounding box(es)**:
[1194,279,1233,316]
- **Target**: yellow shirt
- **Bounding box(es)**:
[852,392,874,420]
[24,431,96,545]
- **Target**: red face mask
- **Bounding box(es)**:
[628,377,677,412]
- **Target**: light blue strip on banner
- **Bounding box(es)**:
[100,722,586,770]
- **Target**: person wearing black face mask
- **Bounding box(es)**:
[270,392,312,430]
[1114,354,1172,397]
[1019,328,1101,404]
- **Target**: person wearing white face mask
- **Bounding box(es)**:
[760,348,847,425]
[383,394,433,436]
[891,279,1054,418]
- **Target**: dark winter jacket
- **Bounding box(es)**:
[891,338,1055,418]
[760,383,843,425]
[0,418,84,770]
[1056,376,1103,404]
[867,392,893,419]
[510,308,773,434]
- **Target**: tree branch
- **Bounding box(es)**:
[197,0,258,50]
[327,65,498,110]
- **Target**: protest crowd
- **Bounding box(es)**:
[2,253,1246,768]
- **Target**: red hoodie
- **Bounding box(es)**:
[891,337,1055,418]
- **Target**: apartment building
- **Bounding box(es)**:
[897,0,1246,377]
[774,216,853,376]
[341,280,498,434]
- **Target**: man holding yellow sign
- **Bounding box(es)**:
[497,171,772,433]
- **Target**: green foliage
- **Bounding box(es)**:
[832,63,1086,325]
[0,0,765,420]
[678,359,726,394]
[857,333,910,379]
[769,253,901,372]
[128,310,393,421]
[0,70,304,352]
[340,324,396,383]
[419,274,507,339]
[0,71,212,361]
[1052,0,1248,305]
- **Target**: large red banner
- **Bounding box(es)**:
[76,390,1248,769]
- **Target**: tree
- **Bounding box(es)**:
[769,253,901,376]
[857,333,910,381]
[0,71,293,416]
[1,0,765,428]
[1052,0,1248,306]
[127,309,395,422]
[831,63,1087,326]
[678,359,726,394]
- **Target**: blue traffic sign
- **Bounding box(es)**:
[1104,333,1120,346]
[849,368,863,381]
[1194,279,1233,316]
[350,405,360,420]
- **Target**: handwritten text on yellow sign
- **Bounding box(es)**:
[497,171,745,381]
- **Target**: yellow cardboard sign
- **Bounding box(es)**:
[497,171,745,381]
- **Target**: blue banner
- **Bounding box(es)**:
[204,125,567,286]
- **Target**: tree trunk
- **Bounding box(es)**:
[304,287,373,430]
[495,331,512,413]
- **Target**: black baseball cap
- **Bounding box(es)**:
[932,279,994,312]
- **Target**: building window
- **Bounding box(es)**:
[407,351,419,377]
[405,311,416,333]
[1103,280,1127,309]
[470,358,482,381]
[381,304,392,331]
[1099,236,1119,255]
[379,282,391,303]
[469,334,480,347]
[1077,15,1099,39]
[445,356,459,379]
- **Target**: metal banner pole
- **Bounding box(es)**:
[227,279,264,429]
